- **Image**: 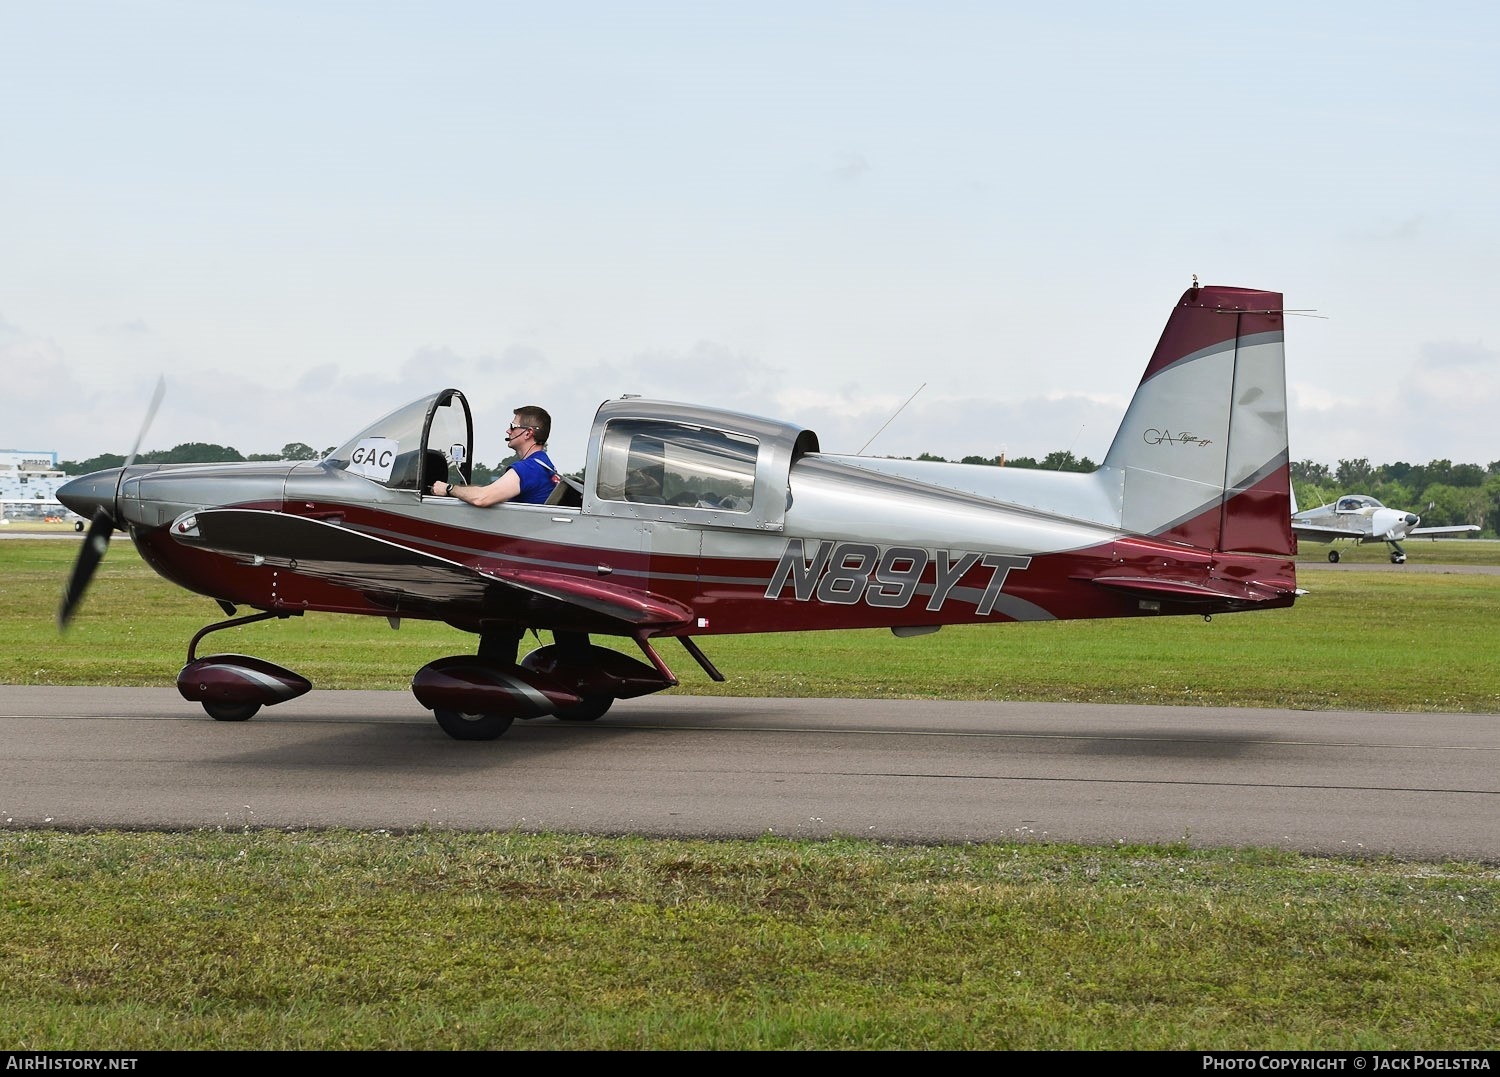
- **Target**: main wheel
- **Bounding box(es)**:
[434,708,515,741]
[553,695,613,722]
[1391,552,1406,564]
[1327,550,1340,563]
[204,701,260,722]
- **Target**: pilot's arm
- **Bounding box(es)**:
[431,471,522,506]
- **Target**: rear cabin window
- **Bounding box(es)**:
[597,420,757,512]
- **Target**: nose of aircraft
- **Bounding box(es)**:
[57,469,125,525]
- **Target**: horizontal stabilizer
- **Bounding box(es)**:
[1085,573,1299,606]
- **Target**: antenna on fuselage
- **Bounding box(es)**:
[857,382,926,455]
[1057,423,1085,468]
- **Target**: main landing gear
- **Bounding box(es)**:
[1326,546,1406,565]
[173,610,726,741]
[411,628,724,741]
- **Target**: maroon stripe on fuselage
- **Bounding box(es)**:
[137,494,1293,641]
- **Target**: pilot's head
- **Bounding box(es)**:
[509,405,551,448]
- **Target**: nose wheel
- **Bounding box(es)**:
[203,701,261,722]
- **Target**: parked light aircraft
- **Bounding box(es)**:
[0,497,85,529]
[56,282,1301,740]
[1291,494,1480,563]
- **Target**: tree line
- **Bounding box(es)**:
[58,445,1500,536]
[1288,457,1499,535]
[889,453,1500,535]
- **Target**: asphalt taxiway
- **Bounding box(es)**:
[3,685,1496,861]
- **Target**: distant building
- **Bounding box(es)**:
[0,449,70,518]
[1,449,62,473]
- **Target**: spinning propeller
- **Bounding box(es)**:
[58,376,166,629]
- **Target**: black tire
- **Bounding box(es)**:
[204,701,260,722]
[1327,550,1340,563]
[74,520,85,532]
[553,695,613,722]
[434,708,515,741]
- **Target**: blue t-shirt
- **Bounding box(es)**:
[508,451,560,504]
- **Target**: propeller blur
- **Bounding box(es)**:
[58,375,165,628]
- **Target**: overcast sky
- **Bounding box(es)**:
[3,2,1497,474]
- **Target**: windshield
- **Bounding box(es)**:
[323,389,473,491]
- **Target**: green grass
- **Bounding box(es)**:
[5,539,1499,712]
[3,538,1498,1050]
[1295,537,1500,566]
[2,831,1496,1050]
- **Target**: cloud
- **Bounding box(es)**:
[1289,338,1500,468]
[99,318,152,337]
[7,312,1497,476]
[0,319,108,454]
[831,151,871,183]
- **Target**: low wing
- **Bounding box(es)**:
[170,508,694,629]
[1290,520,1362,542]
[1411,524,1481,537]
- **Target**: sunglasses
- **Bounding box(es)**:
[506,424,532,434]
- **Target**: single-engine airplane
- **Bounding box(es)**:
[57,282,1301,740]
[1291,493,1480,563]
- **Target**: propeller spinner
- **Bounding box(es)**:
[57,376,166,628]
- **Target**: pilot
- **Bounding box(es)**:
[430,405,560,505]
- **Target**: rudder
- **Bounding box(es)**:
[1102,283,1293,556]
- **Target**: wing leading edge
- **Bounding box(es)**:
[1290,521,1360,542]
[1292,521,1480,542]
[169,508,694,629]
[1411,524,1482,537]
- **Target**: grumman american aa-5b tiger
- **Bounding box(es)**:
[57,282,1303,741]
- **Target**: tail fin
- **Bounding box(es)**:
[1102,283,1294,556]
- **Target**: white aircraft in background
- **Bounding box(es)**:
[0,498,86,529]
[1292,493,1480,563]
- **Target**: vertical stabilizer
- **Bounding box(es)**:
[1103,284,1293,556]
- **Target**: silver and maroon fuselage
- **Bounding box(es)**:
[59,284,1300,737]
